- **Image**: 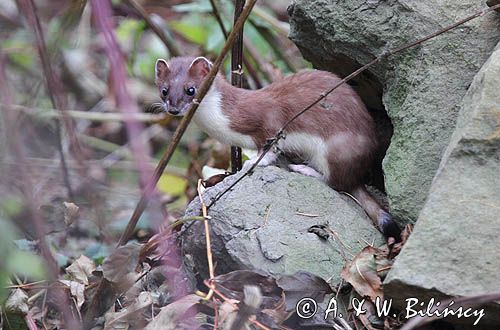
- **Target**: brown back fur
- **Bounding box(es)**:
[214,70,378,190]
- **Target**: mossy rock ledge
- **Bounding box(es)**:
[288,0,500,224]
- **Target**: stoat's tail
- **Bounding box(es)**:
[350,186,401,242]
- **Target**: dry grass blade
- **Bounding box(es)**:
[3,104,165,122]
[196,179,215,301]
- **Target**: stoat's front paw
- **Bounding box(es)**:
[241,150,278,173]
[288,164,323,178]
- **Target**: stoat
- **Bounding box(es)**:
[154,56,401,241]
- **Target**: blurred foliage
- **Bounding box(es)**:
[0,216,46,302]
[0,0,305,326]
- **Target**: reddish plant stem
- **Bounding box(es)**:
[91,0,152,189]
[16,0,79,199]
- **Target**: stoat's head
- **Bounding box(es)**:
[154,56,212,116]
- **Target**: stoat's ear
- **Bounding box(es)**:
[188,57,212,79]
[155,59,170,82]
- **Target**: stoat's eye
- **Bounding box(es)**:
[185,87,196,96]
[161,87,168,98]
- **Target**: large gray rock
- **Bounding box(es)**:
[385,43,500,327]
[181,166,384,283]
[288,0,500,223]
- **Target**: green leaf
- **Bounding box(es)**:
[206,23,225,52]
[116,18,144,53]
[2,312,27,330]
[6,251,46,280]
[2,35,35,69]
[157,173,188,197]
[169,20,209,45]
[0,195,23,218]
[160,147,191,170]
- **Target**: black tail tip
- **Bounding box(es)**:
[379,211,402,243]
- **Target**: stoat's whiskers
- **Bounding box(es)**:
[146,102,165,114]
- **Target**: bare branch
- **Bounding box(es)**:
[230,0,246,173]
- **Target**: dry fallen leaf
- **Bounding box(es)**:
[277,271,333,312]
[103,291,153,330]
[66,255,96,285]
[59,280,86,310]
[144,294,200,330]
[202,173,229,188]
[213,270,281,301]
[63,201,79,226]
[5,289,29,314]
[341,246,383,302]
[102,243,141,284]
[388,224,413,259]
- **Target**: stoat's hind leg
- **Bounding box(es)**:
[288,164,323,179]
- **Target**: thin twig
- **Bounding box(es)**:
[209,0,228,38]
[125,0,181,57]
[295,211,319,217]
[209,0,245,171]
[326,227,354,261]
[117,0,259,246]
[207,3,500,208]
[0,157,186,176]
[208,0,263,87]
[169,215,207,230]
[230,0,246,173]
